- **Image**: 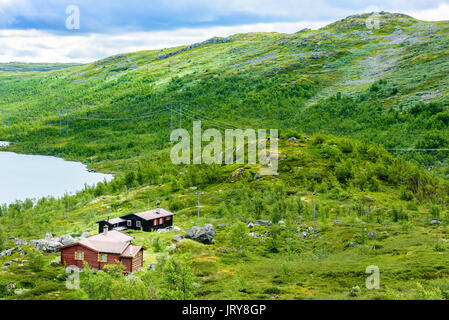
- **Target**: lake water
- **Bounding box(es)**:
[0,147,113,205]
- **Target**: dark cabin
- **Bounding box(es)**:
[96,208,175,233]
[120,207,174,232]
[96,217,127,234]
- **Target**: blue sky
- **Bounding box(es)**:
[0,0,448,62]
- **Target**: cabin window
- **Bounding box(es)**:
[98,253,107,262]
[75,251,84,261]
[127,220,132,227]
[160,218,164,224]
[136,221,141,228]
[153,219,158,226]
[166,216,171,221]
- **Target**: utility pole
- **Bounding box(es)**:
[59,108,62,136]
[65,191,69,218]
[313,190,317,232]
[179,102,182,129]
[197,191,204,223]
[170,103,173,139]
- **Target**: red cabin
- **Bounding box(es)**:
[57,227,145,273]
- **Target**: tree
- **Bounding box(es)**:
[158,257,195,300]
[229,222,249,255]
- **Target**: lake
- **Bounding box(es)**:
[0,147,113,205]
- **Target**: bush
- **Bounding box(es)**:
[28,252,45,272]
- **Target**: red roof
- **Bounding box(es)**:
[57,230,140,255]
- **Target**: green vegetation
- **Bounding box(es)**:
[1,12,449,300]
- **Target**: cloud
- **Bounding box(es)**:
[0,21,330,63]
[1,1,449,63]
[0,0,447,34]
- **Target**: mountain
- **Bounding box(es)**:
[1,12,449,300]
[0,12,448,174]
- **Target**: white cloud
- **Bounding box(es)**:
[0,21,329,63]
[404,2,449,21]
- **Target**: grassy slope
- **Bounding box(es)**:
[1,135,449,300]
[1,12,449,300]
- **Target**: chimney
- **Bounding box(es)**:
[103,225,108,235]
[129,245,133,255]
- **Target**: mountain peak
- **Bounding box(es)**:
[322,12,417,32]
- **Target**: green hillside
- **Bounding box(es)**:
[1,12,449,300]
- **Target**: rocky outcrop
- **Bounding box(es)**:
[185,224,216,244]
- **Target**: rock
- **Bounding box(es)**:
[216,224,226,229]
[255,220,272,226]
[333,220,342,226]
[430,220,442,225]
[14,288,30,295]
[247,222,254,228]
[308,226,315,232]
[185,224,216,244]
[173,235,183,242]
[13,240,28,246]
[0,246,22,258]
[349,290,357,297]
[261,231,270,237]
[288,137,297,142]
[157,228,169,233]
[80,232,90,239]
[32,239,63,253]
[165,244,176,253]
[349,242,359,247]
[249,232,260,238]
[352,285,361,291]
[298,232,309,239]
[45,233,53,240]
[173,226,181,232]
[60,235,76,246]
[253,173,261,180]
[147,264,157,271]
[5,283,16,292]
[279,220,285,224]
[3,261,12,267]
[368,232,377,238]
[218,249,229,254]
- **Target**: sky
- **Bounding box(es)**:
[0,0,448,63]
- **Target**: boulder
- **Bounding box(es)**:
[249,232,260,238]
[218,249,229,254]
[32,239,62,253]
[147,264,157,271]
[368,232,377,238]
[349,242,359,247]
[255,220,272,226]
[173,226,181,232]
[298,232,309,239]
[44,233,53,240]
[60,235,76,246]
[13,240,28,246]
[430,220,442,225]
[332,220,342,226]
[173,235,183,242]
[185,224,216,244]
[80,232,90,239]
[247,222,255,229]
[157,228,169,233]
[216,224,226,229]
